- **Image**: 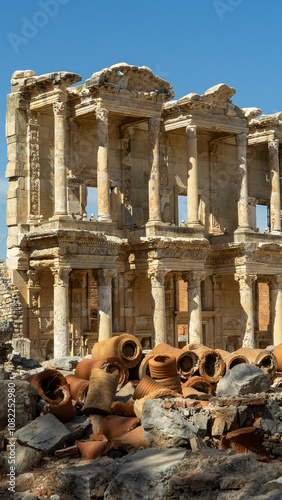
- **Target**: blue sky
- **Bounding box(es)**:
[0,0,281,259]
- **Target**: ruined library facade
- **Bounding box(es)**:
[5,63,282,359]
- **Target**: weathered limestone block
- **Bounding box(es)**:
[105,448,186,500]
[15,413,70,452]
[142,399,197,448]
[216,364,271,397]
[0,380,38,431]
[14,444,43,474]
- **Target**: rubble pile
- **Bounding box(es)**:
[1,335,282,499]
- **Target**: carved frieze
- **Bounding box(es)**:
[27,110,40,219]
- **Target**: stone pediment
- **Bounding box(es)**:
[249,111,282,129]
[11,71,82,92]
[85,63,174,102]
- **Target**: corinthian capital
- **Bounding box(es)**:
[235,273,257,289]
[53,102,67,116]
[268,137,279,152]
[182,270,205,287]
[51,266,72,287]
[149,268,167,287]
[186,125,197,139]
[95,104,108,124]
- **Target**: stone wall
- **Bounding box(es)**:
[0,260,23,336]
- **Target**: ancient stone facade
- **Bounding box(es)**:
[0,261,23,336]
[5,64,282,359]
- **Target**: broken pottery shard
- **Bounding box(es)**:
[15,413,70,453]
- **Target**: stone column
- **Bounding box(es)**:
[184,271,204,344]
[235,273,257,348]
[27,111,40,221]
[268,138,281,233]
[148,116,162,222]
[149,269,167,346]
[186,125,199,226]
[70,271,87,356]
[51,266,71,358]
[95,269,115,341]
[123,272,137,335]
[95,105,111,222]
[53,102,68,217]
[270,275,282,345]
[236,132,250,229]
[121,126,133,227]
[212,275,223,349]
[27,269,41,341]
[210,142,221,234]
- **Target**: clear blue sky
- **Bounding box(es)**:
[0,0,281,259]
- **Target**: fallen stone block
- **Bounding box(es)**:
[0,380,38,431]
[216,364,271,397]
[171,471,222,492]
[105,448,186,500]
[55,456,115,500]
[42,356,83,371]
[13,444,43,474]
[64,415,92,442]
[15,413,70,453]
[142,398,197,448]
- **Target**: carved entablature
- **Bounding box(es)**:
[85,63,174,102]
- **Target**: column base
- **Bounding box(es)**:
[98,215,112,223]
[51,213,70,221]
[234,226,254,242]
[270,230,282,235]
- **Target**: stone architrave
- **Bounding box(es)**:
[235,273,257,348]
[149,269,167,346]
[209,142,221,234]
[121,126,133,226]
[236,132,250,229]
[268,138,282,233]
[183,271,205,344]
[148,116,162,222]
[53,101,68,217]
[95,104,111,222]
[51,266,72,357]
[270,275,282,345]
[186,125,199,226]
[27,110,40,221]
[94,269,115,341]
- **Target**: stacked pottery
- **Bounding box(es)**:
[182,375,215,395]
[183,344,225,383]
[148,354,182,393]
[272,344,282,372]
[151,342,199,380]
[133,375,166,400]
[216,349,248,371]
[49,384,75,422]
[75,356,128,390]
[66,374,89,405]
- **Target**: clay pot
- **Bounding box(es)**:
[149,354,177,379]
[77,440,108,460]
[154,375,182,393]
[65,374,89,405]
[139,352,155,379]
[112,425,147,449]
[272,344,282,372]
[49,384,75,423]
[183,344,225,383]
[82,368,119,415]
[133,388,181,419]
[75,357,128,389]
[25,369,67,404]
[133,375,166,400]
[235,347,277,379]
[111,401,136,417]
[219,427,268,459]
[182,376,215,395]
[216,349,248,371]
[98,415,140,440]
[91,334,142,369]
[152,343,199,379]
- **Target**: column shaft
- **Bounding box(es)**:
[150,270,166,346]
[268,138,281,233]
[96,270,114,341]
[271,276,282,345]
[235,273,257,348]
[236,132,250,229]
[148,117,162,222]
[52,266,71,357]
[186,125,199,226]
[185,272,204,344]
[96,106,111,222]
[53,102,67,216]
